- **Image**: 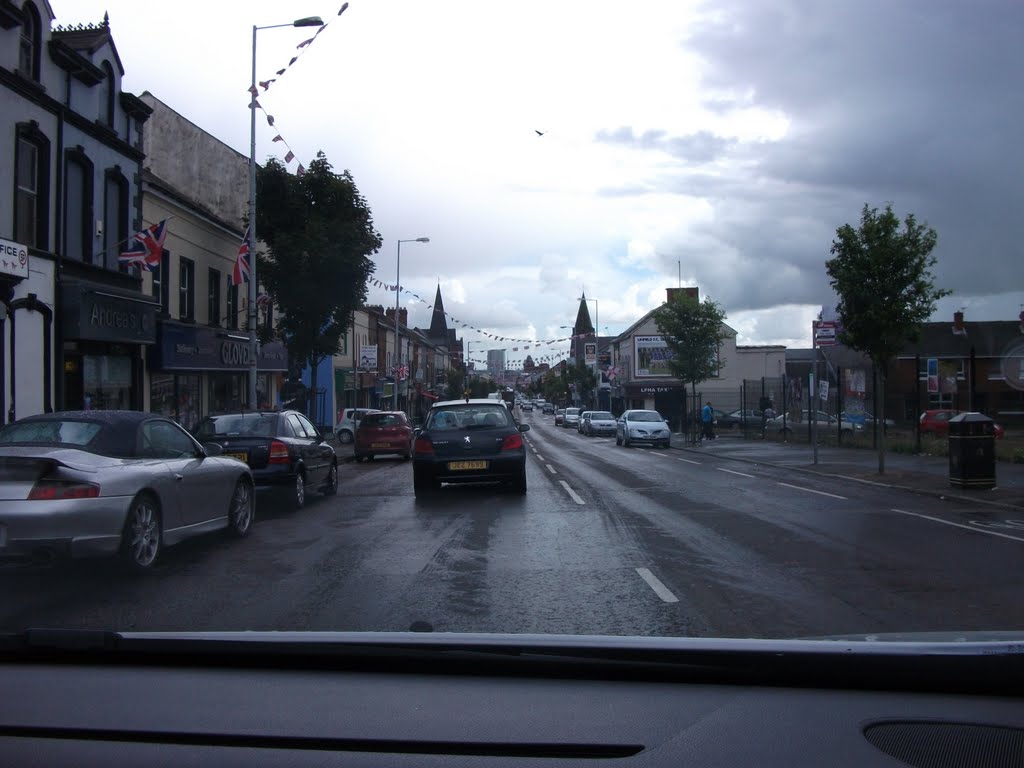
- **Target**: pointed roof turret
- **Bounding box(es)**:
[574,292,595,335]
[428,283,448,337]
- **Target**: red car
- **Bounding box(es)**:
[919,410,1004,439]
[354,411,414,461]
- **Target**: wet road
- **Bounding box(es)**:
[2,410,1023,638]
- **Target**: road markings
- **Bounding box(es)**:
[891,508,1024,544]
[678,458,702,465]
[777,482,848,500]
[635,568,679,603]
[650,451,668,457]
[535,453,544,460]
[717,468,755,478]
[546,463,557,474]
[559,480,586,505]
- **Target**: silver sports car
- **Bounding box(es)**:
[0,410,254,569]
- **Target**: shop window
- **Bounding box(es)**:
[14,123,50,249]
[103,169,128,270]
[179,257,195,321]
[83,355,132,411]
[19,2,41,81]
[208,268,221,326]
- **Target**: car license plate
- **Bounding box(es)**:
[225,452,248,463]
[371,442,390,449]
[448,460,488,471]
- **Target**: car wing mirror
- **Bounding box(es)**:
[519,424,531,432]
[202,442,224,457]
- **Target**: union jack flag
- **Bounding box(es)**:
[118,219,168,271]
[231,228,251,286]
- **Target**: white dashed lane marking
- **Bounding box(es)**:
[716,468,755,479]
[777,482,847,500]
[635,568,679,603]
[559,481,586,505]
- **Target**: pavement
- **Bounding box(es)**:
[672,433,1024,510]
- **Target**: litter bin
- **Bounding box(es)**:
[948,412,996,490]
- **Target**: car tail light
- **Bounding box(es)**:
[501,433,524,451]
[414,436,434,455]
[28,479,100,500]
[268,439,291,464]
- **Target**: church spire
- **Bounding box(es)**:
[428,283,448,336]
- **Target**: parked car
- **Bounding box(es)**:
[616,410,672,448]
[719,409,762,429]
[576,411,592,432]
[333,408,380,444]
[354,411,414,461]
[542,403,555,415]
[765,410,861,437]
[920,410,1004,439]
[581,411,617,436]
[563,407,582,428]
[554,409,566,426]
[412,399,530,495]
[840,410,895,430]
[193,410,337,510]
[0,410,254,569]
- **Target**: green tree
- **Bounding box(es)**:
[654,292,729,439]
[255,152,382,417]
[564,361,598,408]
[826,203,948,474]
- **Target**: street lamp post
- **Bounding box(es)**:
[248,15,323,410]
[394,237,429,411]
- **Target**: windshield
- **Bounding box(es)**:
[3,0,1022,651]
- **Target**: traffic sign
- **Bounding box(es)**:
[813,320,838,347]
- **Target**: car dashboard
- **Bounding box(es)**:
[0,631,1022,767]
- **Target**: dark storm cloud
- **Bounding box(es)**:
[626,0,1024,312]
[595,126,736,164]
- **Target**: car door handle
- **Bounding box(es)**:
[174,474,184,482]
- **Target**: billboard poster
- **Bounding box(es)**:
[584,342,597,365]
[634,336,673,377]
[926,358,938,393]
[844,368,866,425]
[359,344,378,371]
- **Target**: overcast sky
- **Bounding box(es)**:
[61,0,1024,365]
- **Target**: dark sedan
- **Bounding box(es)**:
[412,399,530,496]
[192,411,337,509]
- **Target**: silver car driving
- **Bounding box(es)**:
[0,410,254,570]
[582,411,617,436]
[616,409,672,448]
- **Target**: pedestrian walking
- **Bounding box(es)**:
[702,400,716,441]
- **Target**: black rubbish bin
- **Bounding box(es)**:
[948,412,996,490]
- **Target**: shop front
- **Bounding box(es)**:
[147,321,288,430]
[622,382,687,431]
[60,281,157,413]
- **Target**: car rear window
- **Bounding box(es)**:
[590,412,614,420]
[0,419,103,447]
[194,414,278,438]
[363,414,403,427]
[427,405,512,430]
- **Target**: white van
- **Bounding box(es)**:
[334,408,380,443]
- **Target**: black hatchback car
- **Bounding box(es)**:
[192,411,337,509]
[412,399,530,496]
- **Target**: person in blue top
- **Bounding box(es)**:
[701,400,716,441]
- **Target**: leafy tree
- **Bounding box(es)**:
[255,152,382,416]
[826,203,948,474]
[654,293,729,438]
[564,361,598,408]
[442,368,491,400]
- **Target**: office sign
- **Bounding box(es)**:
[0,237,29,279]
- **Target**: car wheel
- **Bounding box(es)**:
[228,478,254,537]
[413,470,438,497]
[322,462,338,496]
[122,493,161,570]
[293,471,307,510]
[338,429,354,444]
[511,466,527,494]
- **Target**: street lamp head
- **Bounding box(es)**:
[293,16,324,26]
[415,237,430,243]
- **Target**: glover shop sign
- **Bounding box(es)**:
[153,323,289,372]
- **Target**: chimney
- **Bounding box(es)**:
[666,287,699,304]
[953,310,966,335]
[399,308,408,326]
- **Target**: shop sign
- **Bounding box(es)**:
[61,283,157,344]
[0,237,29,279]
[152,324,288,372]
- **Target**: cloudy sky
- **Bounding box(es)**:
[62,0,1024,365]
